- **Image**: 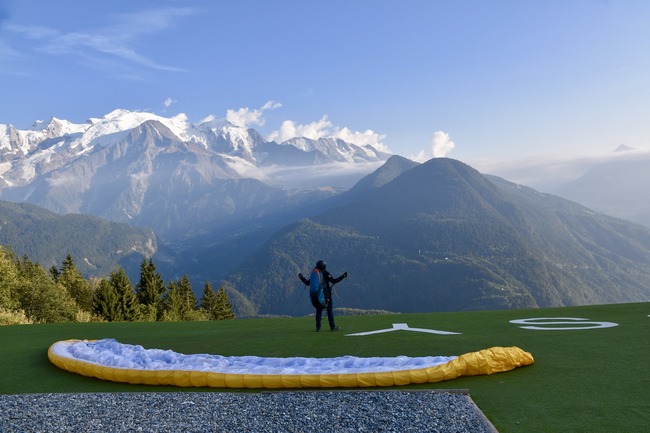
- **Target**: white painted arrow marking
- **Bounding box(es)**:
[345,323,461,336]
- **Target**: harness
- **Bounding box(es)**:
[310,268,327,307]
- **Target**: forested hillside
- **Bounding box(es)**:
[0,200,157,277]
[225,158,650,316]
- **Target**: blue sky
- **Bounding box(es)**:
[1,0,649,170]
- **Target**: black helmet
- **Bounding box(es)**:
[316,260,326,270]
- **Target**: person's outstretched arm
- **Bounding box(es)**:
[330,271,348,285]
[298,273,310,286]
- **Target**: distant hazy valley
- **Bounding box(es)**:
[2,110,650,316]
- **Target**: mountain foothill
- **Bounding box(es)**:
[1,110,649,317]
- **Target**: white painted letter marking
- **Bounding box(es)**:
[509,317,618,331]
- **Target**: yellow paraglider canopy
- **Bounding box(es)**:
[48,339,533,389]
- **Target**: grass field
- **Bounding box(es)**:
[1,302,648,433]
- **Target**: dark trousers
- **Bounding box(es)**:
[310,291,335,330]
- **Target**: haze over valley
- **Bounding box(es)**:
[2,109,649,316]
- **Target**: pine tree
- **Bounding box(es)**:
[93,278,120,321]
[177,275,200,320]
[49,265,60,281]
[135,258,165,321]
[161,280,184,321]
[177,275,197,314]
[200,281,218,319]
[162,275,200,321]
[108,268,141,321]
[214,286,235,320]
[58,254,94,312]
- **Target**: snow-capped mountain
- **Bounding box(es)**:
[0,109,390,239]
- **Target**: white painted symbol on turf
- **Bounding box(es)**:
[345,323,461,336]
[509,317,619,331]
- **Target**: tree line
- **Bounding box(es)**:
[0,246,235,325]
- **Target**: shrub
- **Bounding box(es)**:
[0,308,33,325]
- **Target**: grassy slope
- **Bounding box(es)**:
[1,302,648,433]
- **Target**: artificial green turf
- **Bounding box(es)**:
[1,302,648,433]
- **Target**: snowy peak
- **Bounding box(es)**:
[199,123,261,159]
[0,108,391,231]
[613,144,635,153]
[280,136,390,163]
[2,109,389,167]
[27,116,80,133]
[81,110,189,148]
[195,115,233,131]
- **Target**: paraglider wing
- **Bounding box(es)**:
[48,339,534,389]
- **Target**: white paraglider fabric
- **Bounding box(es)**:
[48,339,535,389]
[51,339,457,374]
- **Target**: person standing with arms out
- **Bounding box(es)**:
[299,260,347,332]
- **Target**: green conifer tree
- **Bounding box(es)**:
[161,280,183,321]
[58,254,94,312]
[93,278,120,321]
[177,275,200,320]
[200,281,218,319]
[214,286,235,320]
[49,265,60,281]
[135,258,165,321]
[177,275,197,313]
[162,275,201,321]
[108,268,141,322]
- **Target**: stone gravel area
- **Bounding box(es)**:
[0,390,498,432]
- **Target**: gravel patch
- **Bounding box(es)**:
[0,390,497,432]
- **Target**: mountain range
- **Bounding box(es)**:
[481,150,650,229]
[549,153,650,228]
[0,109,389,240]
[225,157,650,316]
[2,110,650,316]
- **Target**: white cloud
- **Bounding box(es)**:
[226,100,282,128]
[431,131,455,157]
[199,114,216,124]
[411,149,429,163]
[334,127,388,152]
[268,115,332,141]
[261,100,282,110]
[412,130,455,162]
[5,7,200,75]
[268,115,388,151]
[226,107,264,128]
[163,97,175,108]
[4,23,60,40]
